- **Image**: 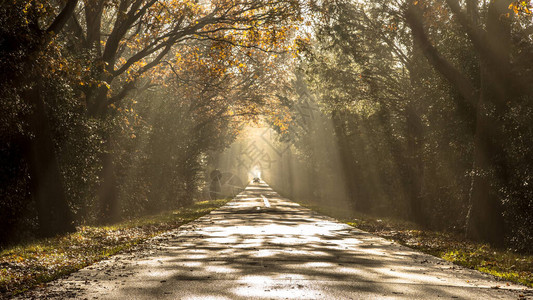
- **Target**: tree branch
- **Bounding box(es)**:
[405,4,478,109]
[46,0,79,35]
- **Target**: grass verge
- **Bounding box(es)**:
[298,201,533,288]
[0,198,230,297]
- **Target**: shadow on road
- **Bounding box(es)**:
[27,182,531,299]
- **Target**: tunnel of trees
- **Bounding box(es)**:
[0,0,532,252]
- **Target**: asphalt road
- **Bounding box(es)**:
[21,182,532,299]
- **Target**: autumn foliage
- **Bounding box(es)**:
[0,0,304,244]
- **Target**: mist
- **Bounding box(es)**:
[1,0,533,254]
[3,1,533,297]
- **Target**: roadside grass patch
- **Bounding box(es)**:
[0,198,229,297]
[298,200,533,288]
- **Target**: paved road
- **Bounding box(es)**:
[22,183,532,299]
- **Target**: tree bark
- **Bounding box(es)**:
[405,0,512,244]
[98,134,121,224]
[466,0,512,246]
[405,3,478,110]
[12,0,80,237]
[23,80,75,237]
[331,112,363,210]
[405,101,426,225]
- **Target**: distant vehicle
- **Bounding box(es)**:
[252,177,260,183]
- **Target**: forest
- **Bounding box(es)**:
[1,0,532,256]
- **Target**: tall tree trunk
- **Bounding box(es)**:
[405,101,425,225]
[466,101,506,245]
[0,0,78,238]
[286,148,294,199]
[375,105,424,219]
[466,0,512,246]
[98,134,120,224]
[405,38,427,225]
[87,84,121,224]
[331,112,367,211]
[406,0,512,244]
[466,0,479,25]
[24,80,75,237]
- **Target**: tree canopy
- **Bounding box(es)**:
[1,0,532,253]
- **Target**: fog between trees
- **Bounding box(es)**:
[1,0,532,252]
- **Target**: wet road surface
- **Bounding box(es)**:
[20,182,532,299]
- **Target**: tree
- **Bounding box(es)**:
[304,0,430,219]
[0,0,79,237]
[62,0,302,222]
[118,34,295,214]
[405,0,533,245]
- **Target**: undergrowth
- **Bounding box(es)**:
[0,198,229,297]
[298,201,533,288]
